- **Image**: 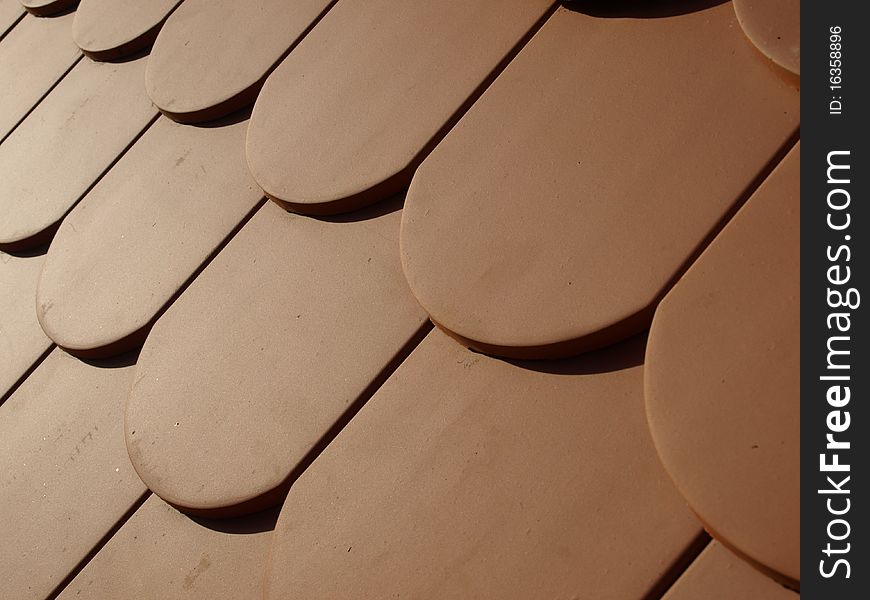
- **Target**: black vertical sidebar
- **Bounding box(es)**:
[801,2,868,598]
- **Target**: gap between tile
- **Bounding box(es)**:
[46,490,152,600]
[642,530,712,600]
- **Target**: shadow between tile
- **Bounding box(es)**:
[189,505,281,535]
[504,331,647,375]
[563,0,729,19]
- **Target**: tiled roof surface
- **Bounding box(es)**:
[0,0,799,598]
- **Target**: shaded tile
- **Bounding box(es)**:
[37,116,262,357]
[145,0,334,123]
[0,11,80,140]
[400,2,799,359]
[0,348,146,600]
[126,201,429,517]
[266,329,702,599]
[734,0,800,75]
[645,145,800,587]
[663,542,797,599]
[0,55,157,250]
[0,251,51,399]
[72,0,181,61]
[20,0,77,17]
[57,495,275,599]
[1,0,23,41]
[246,0,554,215]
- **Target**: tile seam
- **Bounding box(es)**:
[0,53,84,147]
[46,490,153,600]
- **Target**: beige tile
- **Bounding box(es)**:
[37,116,262,357]
[0,55,157,249]
[0,348,146,600]
[73,0,181,60]
[145,0,334,122]
[126,201,429,516]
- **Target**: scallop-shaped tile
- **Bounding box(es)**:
[645,145,800,587]
[0,12,80,140]
[19,0,76,17]
[0,56,156,250]
[0,349,146,600]
[246,0,554,216]
[126,201,429,517]
[1,0,24,41]
[58,495,276,599]
[663,542,798,599]
[266,329,702,599]
[145,0,333,123]
[734,0,800,76]
[400,2,799,360]
[37,116,263,358]
[72,0,182,61]
[0,251,51,399]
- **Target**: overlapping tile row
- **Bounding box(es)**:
[72,0,182,61]
[125,201,430,517]
[0,0,801,598]
[646,144,800,588]
[662,541,798,600]
[246,0,555,215]
[265,329,704,598]
[0,349,146,600]
[0,55,156,250]
[37,115,264,357]
[0,250,51,399]
[57,495,276,599]
[400,1,799,359]
[145,0,335,123]
[0,11,80,140]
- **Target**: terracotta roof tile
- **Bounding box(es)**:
[0,55,156,250]
[0,348,146,600]
[0,11,79,140]
[57,495,276,599]
[266,329,703,599]
[400,2,799,360]
[0,0,802,595]
[36,115,262,357]
[72,0,181,61]
[145,0,334,123]
[0,250,51,398]
[125,201,429,517]
[645,144,800,588]
[246,0,554,215]
[663,541,798,600]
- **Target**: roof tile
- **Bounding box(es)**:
[37,115,262,357]
[662,541,797,599]
[400,2,799,359]
[0,55,157,249]
[72,0,182,61]
[126,200,429,516]
[145,0,334,123]
[645,144,800,587]
[57,495,275,599]
[0,348,146,600]
[246,0,554,215]
[0,250,51,398]
[266,329,702,598]
[19,0,76,18]
[0,11,80,140]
